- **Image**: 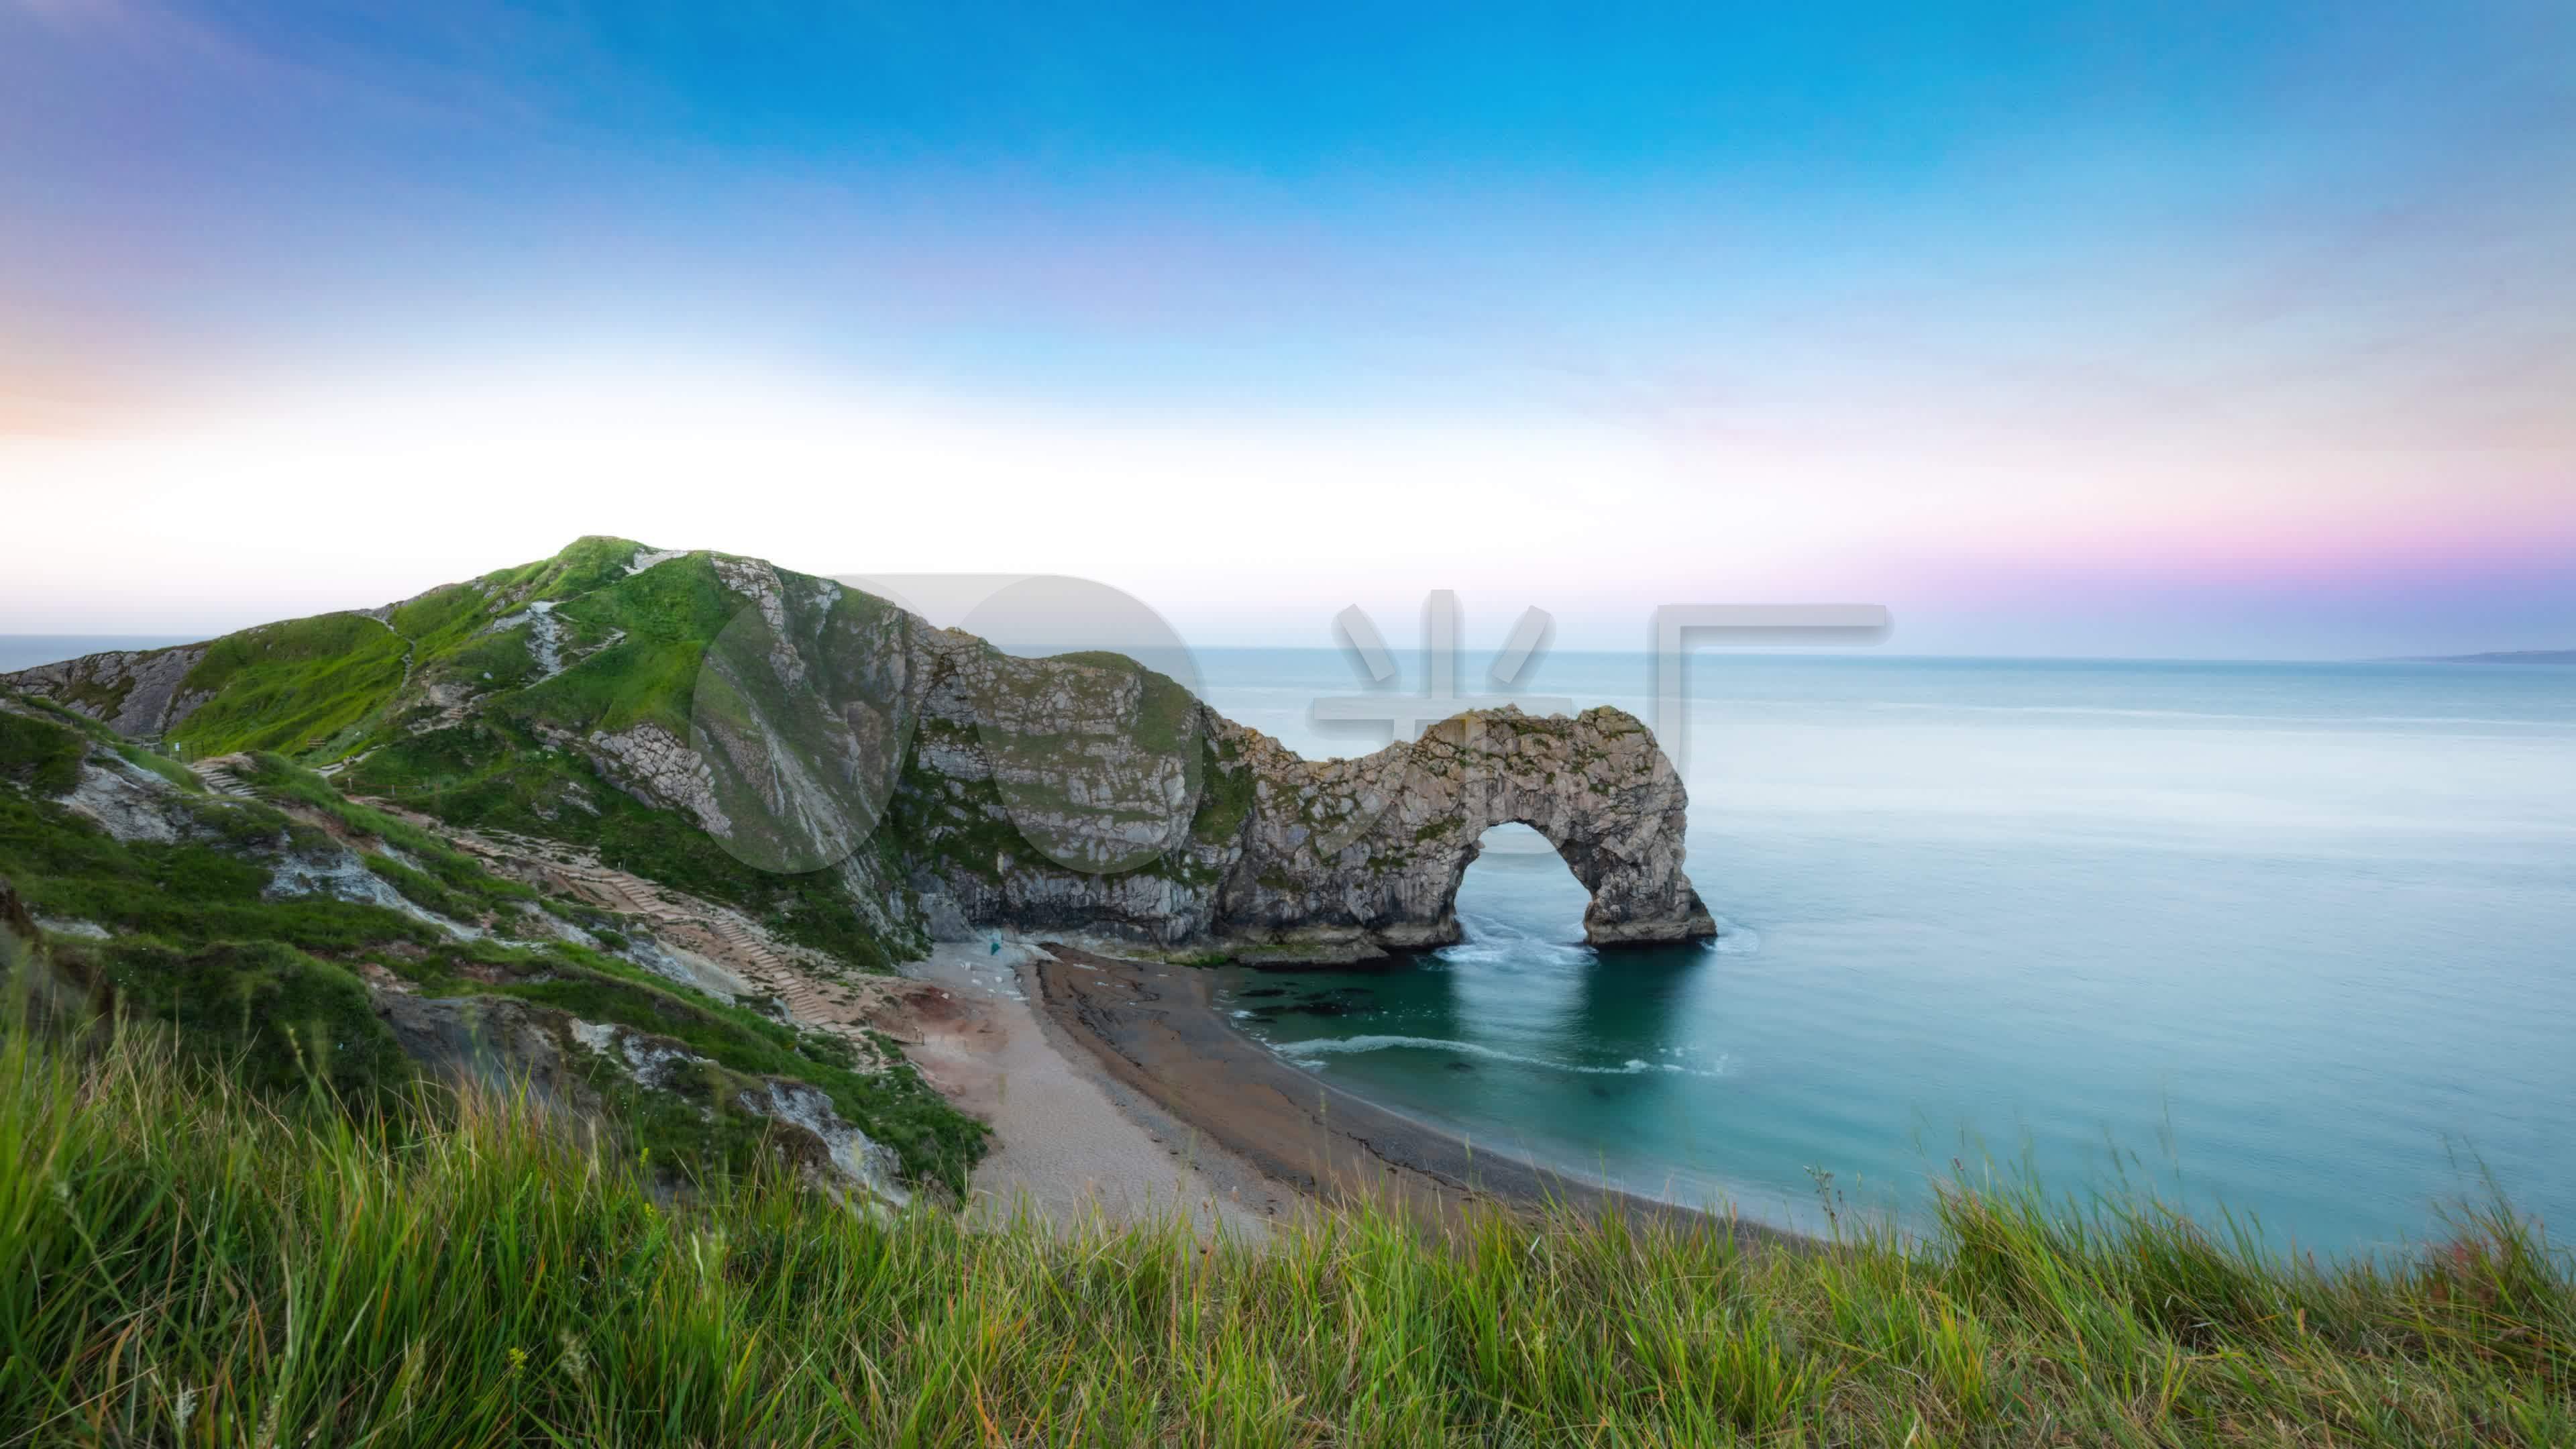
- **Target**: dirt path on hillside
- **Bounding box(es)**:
[358,804,1287,1236]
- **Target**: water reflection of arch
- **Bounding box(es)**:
[1448,822,1713,1073]
[1440,825,1589,1061]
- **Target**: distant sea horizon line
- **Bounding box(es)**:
[1,633,2569,678]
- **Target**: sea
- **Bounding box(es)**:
[8,634,2571,1256]
[1187,648,2576,1258]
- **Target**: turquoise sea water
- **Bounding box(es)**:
[1190,649,2576,1256]
[7,633,2569,1254]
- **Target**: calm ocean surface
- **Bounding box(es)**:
[8,635,2570,1254]
[1189,649,2576,1257]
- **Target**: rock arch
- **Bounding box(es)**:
[402,580,1723,964]
[1205,705,1717,960]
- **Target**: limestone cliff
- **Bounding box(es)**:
[1207,706,1716,955]
[3,539,1717,964]
[3,646,212,738]
[619,551,1717,960]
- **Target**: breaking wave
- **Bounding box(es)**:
[1277,1034,1727,1079]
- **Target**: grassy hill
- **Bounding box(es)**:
[0,694,983,1195]
[5,541,2571,1444]
[7,539,944,971]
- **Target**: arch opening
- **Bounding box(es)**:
[1448,822,1594,951]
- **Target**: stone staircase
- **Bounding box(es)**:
[189,755,260,798]
[315,746,384,779]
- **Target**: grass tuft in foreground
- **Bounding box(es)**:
[3,1012,2569,1447]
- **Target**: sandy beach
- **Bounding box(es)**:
[1023,943,1791,1241]
[881,932,1792,1245]
[892,938,1295,1238]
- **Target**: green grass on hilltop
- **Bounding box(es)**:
[482,533,649,604]
[2,1016,2569,1447]
[11,542,932,969]
[166,612,414,759]
[514,551,739,738]
[30,539,663,771]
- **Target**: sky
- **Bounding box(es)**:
[1,0,2571,658]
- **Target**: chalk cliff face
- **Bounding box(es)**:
[657,562,1716,959]
[2,539,1717,963]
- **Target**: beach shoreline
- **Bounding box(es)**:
[891,938,1298,1238]
[1029,942,1799,1244]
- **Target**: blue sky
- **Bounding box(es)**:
[1,1,2571,655]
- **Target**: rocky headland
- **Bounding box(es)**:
[2,537,1722,1225]
[4,537,1716,967]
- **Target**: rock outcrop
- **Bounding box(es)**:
[1208,705,1716,955]
[3,645,210,738]
[4,541,1719,964]
[675,573,1717,960]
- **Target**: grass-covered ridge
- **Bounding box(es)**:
[510,548,741,737]
[3,537,928,970]
[0,700,983,1191]
[165,611,414,758]
[40,535,671,771]
[2,1018,2568,1446]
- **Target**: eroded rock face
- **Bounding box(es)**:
[585,722,733,835]
[1209,705,1717,955]
[378,995,604,1119]
[657,579,1715,959]
[2,646,210,737]
[59,754,206,845]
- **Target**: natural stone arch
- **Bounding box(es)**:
[1205,705,1717,960]
[503,574,1725,963]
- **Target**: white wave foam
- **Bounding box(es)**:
[1277,1034,1727,1078]
[1447,914,1595,965]
[1708,926,1763,955]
